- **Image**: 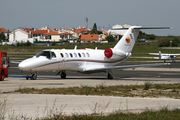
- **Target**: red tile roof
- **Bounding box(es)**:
[46,31,59,35]
[75,28,91,33]
[0,28,10,32]
[62,27,72,31]
[20,27,34,33]
[60,32,72,35]
[102,30,108,35]
[31,30,48,34]
[19,28,31,35]
[32,29,60,35]
[81,34,98,41]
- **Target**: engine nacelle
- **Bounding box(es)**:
[104,48,126,58]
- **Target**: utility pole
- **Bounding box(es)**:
[86,13,88,33]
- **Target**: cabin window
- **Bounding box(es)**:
[60,53,64,58]
[70,53,73,57]
[65,53,69,58]
[51,52,56,58]
[36,51,51,59]
[78,53,81,57]
[74,53,77,57]
[82,53,85,57]
[86,53,90,57]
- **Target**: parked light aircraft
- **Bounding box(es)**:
[18,26,170,80]
[149,51,180,62]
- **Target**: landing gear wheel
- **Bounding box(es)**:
[107,72,113,79]
[0,71,5,81]
[31,73,37,80]
[61,71,66,79]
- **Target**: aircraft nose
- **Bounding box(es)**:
[18,62,25,70]
[18,61,30,70]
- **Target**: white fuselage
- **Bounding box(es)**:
[160,55,176,60]
[18,49,131,72]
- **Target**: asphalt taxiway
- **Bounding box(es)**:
[0,61,179,92]
[1,61,180,119]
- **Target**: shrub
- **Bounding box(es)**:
[144,81,152,90]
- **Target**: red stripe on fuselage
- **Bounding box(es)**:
[30,54,129,70]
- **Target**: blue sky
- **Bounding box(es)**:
[1,0,180,36]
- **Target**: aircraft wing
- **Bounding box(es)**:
[149,53,180,56]
[10,61,21,64]
[84,63,170,71]
[161,54,180,56]
[149,53,159,55]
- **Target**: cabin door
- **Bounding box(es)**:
[59,52,66,69]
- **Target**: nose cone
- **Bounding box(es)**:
[18,61,29,71]
[18,58,33,71]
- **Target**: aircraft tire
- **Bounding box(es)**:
[0,71,5,81]
[107,73,113,79]
[31,73,37,80]
[61,71,66,79]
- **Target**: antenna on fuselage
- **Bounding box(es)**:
[74,45,77,50]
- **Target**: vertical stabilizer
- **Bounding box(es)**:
[113,26,141,53]
[159,51,162,59]
[113,26,170,53]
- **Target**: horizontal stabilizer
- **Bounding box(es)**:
[111,27,170,30]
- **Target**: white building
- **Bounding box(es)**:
[9,28,34,44]
[108,24,131,36]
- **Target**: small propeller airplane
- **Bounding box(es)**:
[17,26,170,80]
[149,51,180,62]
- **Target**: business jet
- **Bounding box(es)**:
[18,26,170,80]
[149,51,180,62]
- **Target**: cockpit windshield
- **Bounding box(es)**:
[36,51,56,59]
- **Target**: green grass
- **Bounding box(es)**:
[11,83,180,99]
[156,36,180,41]
[2,42,180,54]
[42,108,180,120]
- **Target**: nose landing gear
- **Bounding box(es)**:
[31,72,37,80]
[26,72,37,80]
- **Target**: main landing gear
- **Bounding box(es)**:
[60,70,66,79]
[26,72,37,80]
[107,70,114,79]
[56,70,66,79]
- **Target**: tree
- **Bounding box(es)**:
[115,35,122,41]
[93,23,97,29]
[149,34,156,40]
[137,31,157,40]
[138,31,148,39]
[0,32,5,42]
[158,37,180,47]
[105,35,115,42]
[172,37,180,47]
[90,23,98,34]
